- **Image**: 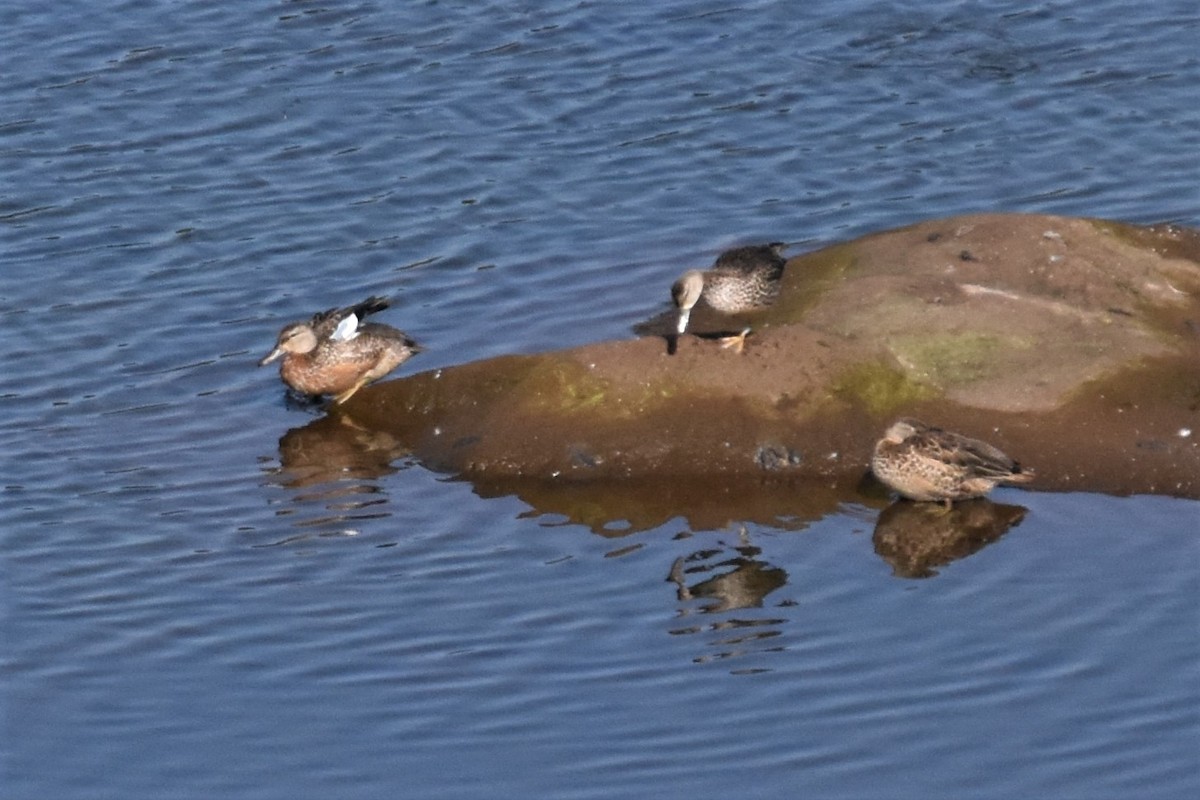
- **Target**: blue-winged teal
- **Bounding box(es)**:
[871,418,1034,506]
[672,242,787,352]
[259,296,422,404]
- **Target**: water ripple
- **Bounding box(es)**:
[4,1,1199,798]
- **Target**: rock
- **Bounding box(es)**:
[330,213,1200,498]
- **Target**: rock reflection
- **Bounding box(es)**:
[456,472,854,673]
[872,498,1028,578]
[261,413,412,536]
[471,475,857,536]
[667,526,790,672]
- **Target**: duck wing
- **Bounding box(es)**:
[934,432,1023,479]
[329,312,360,342]
[310,296,391,339]
[712,243,787,279]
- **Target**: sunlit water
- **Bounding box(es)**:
[3,2,1198,798]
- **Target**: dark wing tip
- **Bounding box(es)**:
[354,295,391,318]
[1009,461,1035,480]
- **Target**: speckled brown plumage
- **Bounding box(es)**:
[672,242,786,313]
[871,418,1034,505]
[670,242,787,350]
[259,296,422,404]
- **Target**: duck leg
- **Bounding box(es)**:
[333,378,370,405]
[717,327,753,354]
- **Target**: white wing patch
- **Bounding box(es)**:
[330,313,360,342]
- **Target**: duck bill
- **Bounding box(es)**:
[258,347,284,366]
[675,307,692,335]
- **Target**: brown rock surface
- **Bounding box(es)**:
[326,213,1200,500]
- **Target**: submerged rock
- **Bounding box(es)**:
[330,213,1200,498]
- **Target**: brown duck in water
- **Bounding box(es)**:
[259,296,422,404]
[671,242,787,352]
[871,418,1034,506]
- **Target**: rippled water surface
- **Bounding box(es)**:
[4,1,1199,798]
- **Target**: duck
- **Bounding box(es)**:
[871,418,1034,506]
[671,242,787,352]
[259,296,422,404]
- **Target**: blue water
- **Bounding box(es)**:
[3,1,1198,798]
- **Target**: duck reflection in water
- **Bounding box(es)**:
[261,413,414,539]
[872,498,1028,579]
[666,526,790,669]
[273,413,411,488]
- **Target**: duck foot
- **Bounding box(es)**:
[717,327,753,354]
